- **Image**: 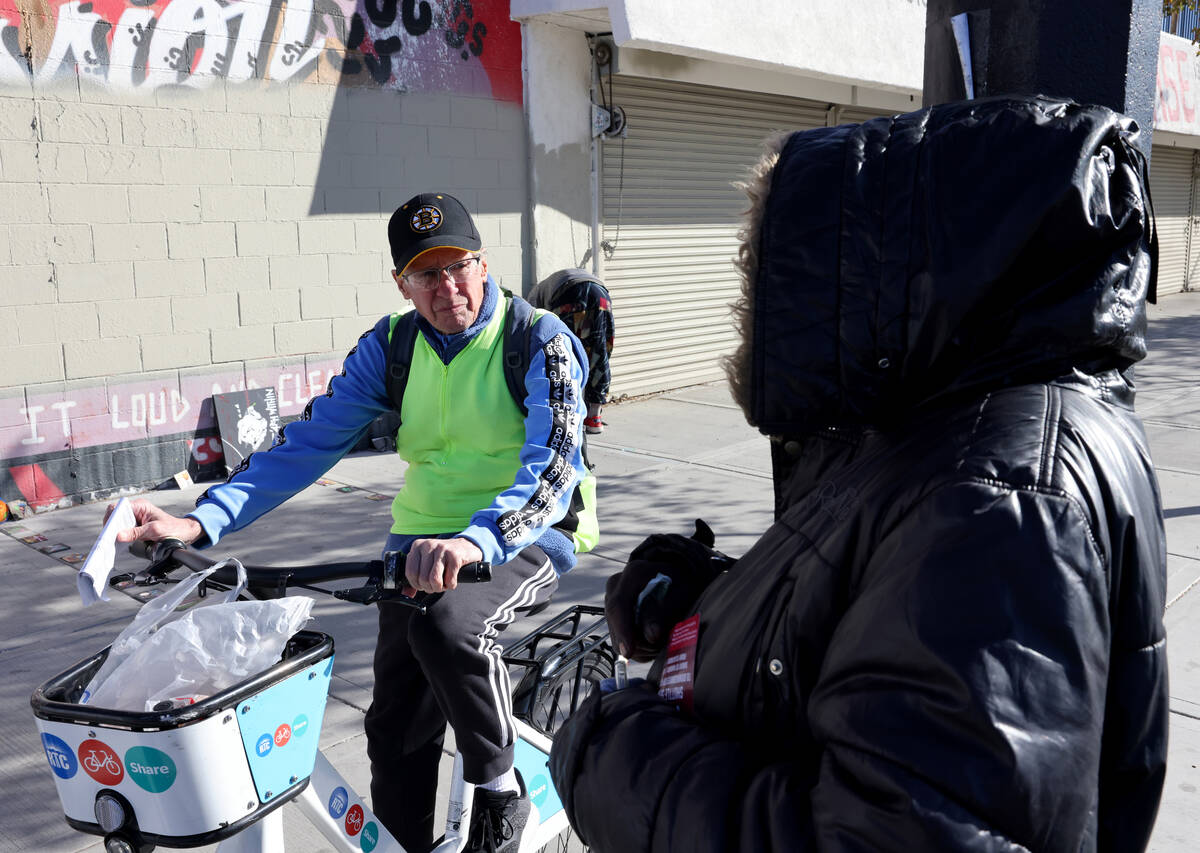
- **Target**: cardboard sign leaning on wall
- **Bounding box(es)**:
[211,388,282,475]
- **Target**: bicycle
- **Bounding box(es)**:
[31,538,616,853]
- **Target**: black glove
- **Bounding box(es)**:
[605,519,735,661]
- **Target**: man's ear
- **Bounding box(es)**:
[393,270,412,300]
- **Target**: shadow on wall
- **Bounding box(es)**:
[0,0,530,216]
[306,0,529,220]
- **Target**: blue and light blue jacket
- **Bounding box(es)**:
[189,277,590,574]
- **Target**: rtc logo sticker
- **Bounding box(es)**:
[328,786,349,819]
[360,821,379,852]
[345,803,365,836]
[274,724,292,748]
[256,733,273,757]
[292,714,309,738]
[41,733,77,780]
[78,739,124,786]
[125,746,177,793]
[409,205,443,233]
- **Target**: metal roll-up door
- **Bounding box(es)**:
[837,105,900,126]
[599,77,828,397]
[1149,145,1195,296]
[1189,150,1200,295]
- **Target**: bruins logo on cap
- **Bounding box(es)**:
[410,205,443,233]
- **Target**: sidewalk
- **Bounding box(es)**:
[2,293,1198,852]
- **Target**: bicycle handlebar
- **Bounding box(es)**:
[124,539,492,612]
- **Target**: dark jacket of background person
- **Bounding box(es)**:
[528,268,615,408]
[549,95,1168,852]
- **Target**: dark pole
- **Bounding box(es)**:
[922,0,1162,157]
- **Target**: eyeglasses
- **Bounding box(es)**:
[401,255,482,291]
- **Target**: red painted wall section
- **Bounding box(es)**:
[0,358,345,464]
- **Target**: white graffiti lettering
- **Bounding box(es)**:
[113,390,196,430]
[172,390,191,422]
[111,396,129,430]
[0,0,508,94]
[52,401,77,438]
[36,2,105,84]
[20,405,46,445]
[189,436,224,464]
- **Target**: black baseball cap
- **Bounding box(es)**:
[388,192,482,274]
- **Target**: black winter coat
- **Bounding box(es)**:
[550,97,1168,852]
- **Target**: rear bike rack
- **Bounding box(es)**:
[503,605,616,736]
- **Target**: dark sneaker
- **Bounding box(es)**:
[467,772,530,853]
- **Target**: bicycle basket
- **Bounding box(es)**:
[30,630,334,847]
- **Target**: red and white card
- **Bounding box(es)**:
[657,613,699,712]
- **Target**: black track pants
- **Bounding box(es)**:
[364,545,557,851]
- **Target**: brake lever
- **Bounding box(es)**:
[109,538,190,589]
[333,581,428,613]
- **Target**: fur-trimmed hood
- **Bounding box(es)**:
[727,95,1157,435]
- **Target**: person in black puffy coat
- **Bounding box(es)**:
[548,95,1169,852]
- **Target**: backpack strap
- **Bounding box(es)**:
[385,312,420,422]
[387,295,543,421]
[502,291,536,417]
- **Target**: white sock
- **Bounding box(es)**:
[480,767,519,793]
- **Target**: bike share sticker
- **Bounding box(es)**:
[41,733,77,779]
[328,786,349,819]
[528,773,551,810]
[345,803,365,836]
[124,746,177,793]
[78,738,124,785]
[513,739,562,820]
[658,613,700,713]
[238,657,331,803]
[360,821,379,852]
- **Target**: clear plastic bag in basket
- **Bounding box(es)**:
[82,558,313,712]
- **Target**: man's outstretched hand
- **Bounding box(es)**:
[405,536,485,593]
[605,519,735,662]
[107,499,204,545]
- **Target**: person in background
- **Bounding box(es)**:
[112,192,592,853]
[549,95,1169,852]
[528,268,614,434]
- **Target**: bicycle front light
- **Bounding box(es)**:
[95,790,129,833]
[103,835,137,853]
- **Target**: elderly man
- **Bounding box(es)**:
[550,96,1168,852]
[116,192,594,853]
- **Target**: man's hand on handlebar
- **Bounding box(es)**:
[405,537,485,594]
[106,499,204,546]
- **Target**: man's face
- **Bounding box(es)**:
[394,246,488,334]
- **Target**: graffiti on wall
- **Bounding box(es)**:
[0,357,343,464]
[1158,31,1200,134]
[0,0,521,100]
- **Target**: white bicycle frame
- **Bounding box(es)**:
[33,535,605,853]
[217,719,567,853]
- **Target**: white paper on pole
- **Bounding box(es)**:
[77,497,136,606]
[951,13,975,100]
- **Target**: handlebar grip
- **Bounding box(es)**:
[458,561,492,583]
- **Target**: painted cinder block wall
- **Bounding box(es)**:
[0,0,529,512]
